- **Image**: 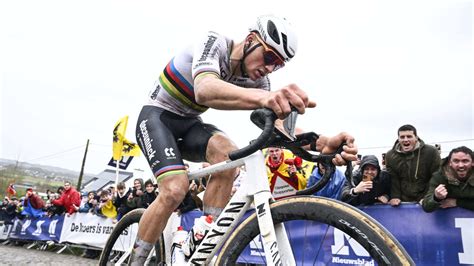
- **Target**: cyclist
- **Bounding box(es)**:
[132,15,358,264]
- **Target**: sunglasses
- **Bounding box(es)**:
[253,33,285,70]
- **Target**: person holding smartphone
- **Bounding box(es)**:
[341,155,391,206]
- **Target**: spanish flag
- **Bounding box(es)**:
[113,116,128,160]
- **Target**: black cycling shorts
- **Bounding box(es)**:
[135,105,221,181]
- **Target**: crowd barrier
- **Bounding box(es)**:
[1,204,473,265]
[180,204,473,265]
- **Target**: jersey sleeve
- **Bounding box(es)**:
[192,31,227,80]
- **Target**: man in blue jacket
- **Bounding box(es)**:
[307,162,346,199]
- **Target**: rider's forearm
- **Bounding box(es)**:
[194,74,267,110]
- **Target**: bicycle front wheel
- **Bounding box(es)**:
[99,208,165,266]
[216,196,413,266]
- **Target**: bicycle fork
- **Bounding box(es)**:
[247,151,296,266]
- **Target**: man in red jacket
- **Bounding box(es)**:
[52,181,81,215]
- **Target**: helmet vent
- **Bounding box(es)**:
[267,20,281,45]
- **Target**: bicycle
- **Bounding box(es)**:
[99,108,414,265]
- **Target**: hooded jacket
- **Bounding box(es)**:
[386,138,441,202]
[422,161,474,212]
[341,155,391,206]
[307,166,346,200]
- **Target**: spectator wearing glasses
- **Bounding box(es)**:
[130,14,358,264]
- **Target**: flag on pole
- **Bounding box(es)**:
[113,116,128,160]
[7,183,16,196]
[122,138,141,157]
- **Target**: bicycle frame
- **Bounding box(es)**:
[184,149,295,265]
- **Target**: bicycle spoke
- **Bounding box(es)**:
[310,222,329,266]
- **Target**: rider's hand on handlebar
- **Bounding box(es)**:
[262,84,316,119]
[318,132,358,166]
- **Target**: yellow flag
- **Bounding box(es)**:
[113,116,128,160]
[122,137,141,157]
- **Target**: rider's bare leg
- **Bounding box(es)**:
[203,133,239,217]
[130,173,189,265]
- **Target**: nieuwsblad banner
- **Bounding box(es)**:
[180,204,474,266]
[5,204,473,265]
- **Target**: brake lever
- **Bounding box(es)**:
[282,110,298,141]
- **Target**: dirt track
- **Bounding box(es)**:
[0,244,98,266]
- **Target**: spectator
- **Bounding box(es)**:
[45,191,64,217]
[77,191,88,207]
[4,197,21,224]
[422,146,474,212]
[307,162,346,199]
[189,179,204,210]
[21,188,45,218]
[114,182,132,220]
[381,153,387,171]
[141,180,157,209]
[44,189,56,206]
[127,178,144,209]
[78,191,97,213]
[189,162,210,209]
[386,124,441,206]
[97,189,117,219]
[51,181,81,216]
[265,146,313,200]
[176,165,201,214]
[0,197,9,222]
[341,155,391,206]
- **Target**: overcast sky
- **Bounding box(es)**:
[1,0,472,177]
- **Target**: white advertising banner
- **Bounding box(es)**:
[0,223,12,240]
[59,213,138,251]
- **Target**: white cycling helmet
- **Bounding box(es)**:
[249,15,298,62]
